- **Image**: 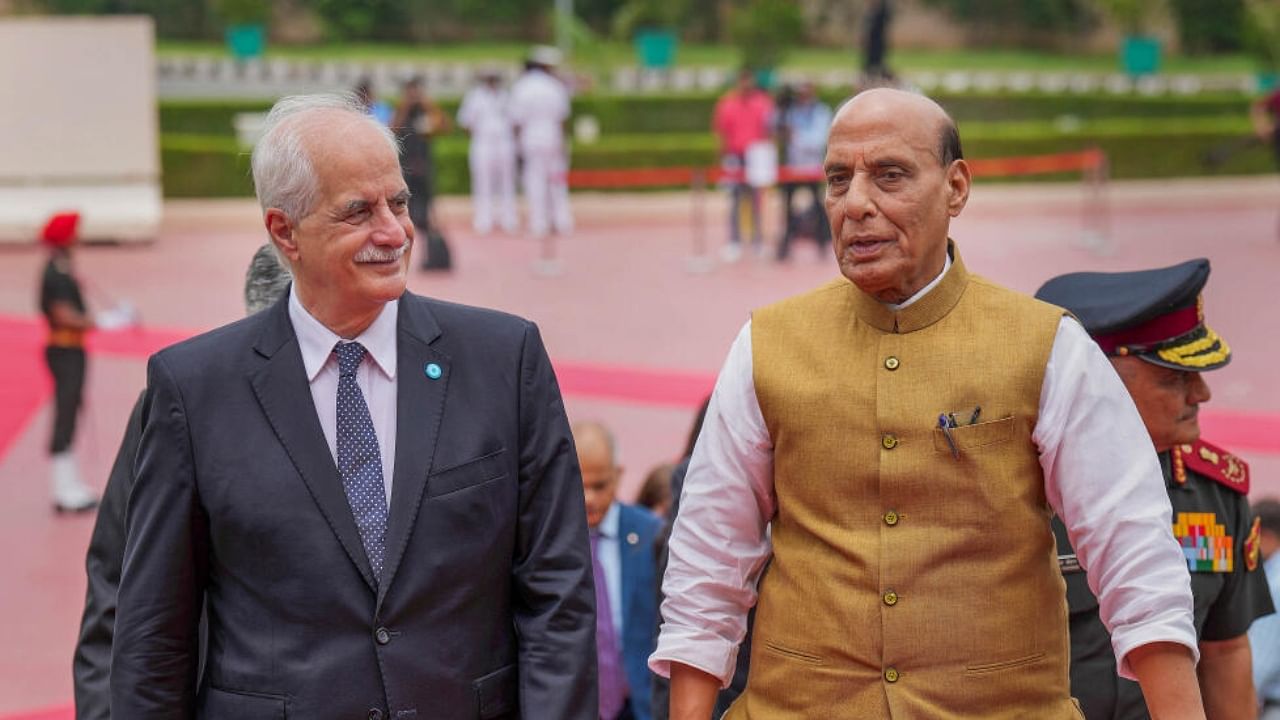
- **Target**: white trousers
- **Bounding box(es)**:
[469,140,517,234]
[521,145,573,238]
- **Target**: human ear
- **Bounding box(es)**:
[945,159,971,217]
[265,209,300,262]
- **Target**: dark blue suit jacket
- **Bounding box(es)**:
[616,503,662,720]
[111,291,597,719]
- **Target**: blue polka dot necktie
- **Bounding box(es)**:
[333,341,388,583]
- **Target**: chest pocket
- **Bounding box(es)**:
[931,415,1016,455]
[424,449,507,499]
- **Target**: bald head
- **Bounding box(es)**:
[573,420,621,528]
[835,88,962,166]
[572,420,616,466]
[822,87,971,304]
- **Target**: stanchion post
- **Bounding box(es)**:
[533,229,563,276]
[1081,147,1112,256]
[686,167,714,273]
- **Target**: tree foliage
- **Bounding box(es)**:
[921,0,1098,46]
[1169,0,1244,54]
[730,0,804,70]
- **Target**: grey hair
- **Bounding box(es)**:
[243,242,293,315]
[250,93,400,221]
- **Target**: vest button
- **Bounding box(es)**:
[883,590,898,606]
[884,510,899,526]
[884,667,900,683]
[375,627,391,645]
[882,434,898,450]
[884,356,900,370]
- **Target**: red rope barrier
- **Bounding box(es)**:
[567,149,1107,190]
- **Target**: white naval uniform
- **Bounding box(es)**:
[508,69,573,238]
[457,84,517,234]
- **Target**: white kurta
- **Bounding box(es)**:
[650,266,1199,688]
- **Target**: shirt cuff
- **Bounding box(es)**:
[1112,609,1200,680]
[648,626,740,688]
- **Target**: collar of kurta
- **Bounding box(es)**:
[848,240,968,334]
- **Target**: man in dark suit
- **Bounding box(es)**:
[74,243,292,720]
[110,94,597,719]
[573,420,662,720]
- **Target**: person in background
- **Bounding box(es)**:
[774,82,832,262]
[391,76,450,235]
[73,243,292,720]
[575,420,662,720]
[458,67,518,235]
[1037,259,1275,720]
[712,69,774,263]
[654,88,1205,720]
[636,462,675,519]
[1248,498,1280,719]
[1251,86,1280,172]
[354,77,392,127]
[37,212,134,512]
[862,0,893,82]
[509,46,573,240]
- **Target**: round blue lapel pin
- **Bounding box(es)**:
[425,362,443,380]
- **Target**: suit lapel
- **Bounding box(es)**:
[249,297,377,593]
[378,294,447,608]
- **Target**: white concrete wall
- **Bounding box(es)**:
[0,15,160,243]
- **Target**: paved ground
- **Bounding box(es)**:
[1,177,1278,716]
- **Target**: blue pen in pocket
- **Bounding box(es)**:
[938,413,960,460]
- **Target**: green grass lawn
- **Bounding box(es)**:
[157,40,1262,75]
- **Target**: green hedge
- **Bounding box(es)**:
[161,117,1274,197]
[158,91,1257,138]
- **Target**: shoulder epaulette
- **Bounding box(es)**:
[1174,438,1250,494]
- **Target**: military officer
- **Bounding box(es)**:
[1036,258,1275,720]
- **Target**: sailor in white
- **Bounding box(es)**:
[457,69,518,235]
[509,46,573,239]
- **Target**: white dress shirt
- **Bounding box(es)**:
[650,263,1198,687]
[595,502,625,640]
[288,287,399,502]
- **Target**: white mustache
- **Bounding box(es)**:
[354,238,410,263]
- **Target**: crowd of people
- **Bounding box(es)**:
[35,64,1280,720]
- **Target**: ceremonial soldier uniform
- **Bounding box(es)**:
[38,212,99,512]
[1037,259,1275,720]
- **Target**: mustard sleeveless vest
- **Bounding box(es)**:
[731,247,1082,719]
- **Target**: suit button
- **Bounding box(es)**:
[884,356,900,370]
[375,627,391,645]
[884,510,899,526]
[884,667,900,683]
[882,434,898,450]
[883,590,898,606]
[368,710,384,720]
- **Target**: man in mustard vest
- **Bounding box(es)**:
[650,88,1207,719]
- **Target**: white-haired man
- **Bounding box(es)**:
[111,94,597,719]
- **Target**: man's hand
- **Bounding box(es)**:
[669,662,720,720]
[1129,641,1207,720]
[1198,635,1257,720]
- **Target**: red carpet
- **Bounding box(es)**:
[2,313,1277,462]
[0,705,71,720]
